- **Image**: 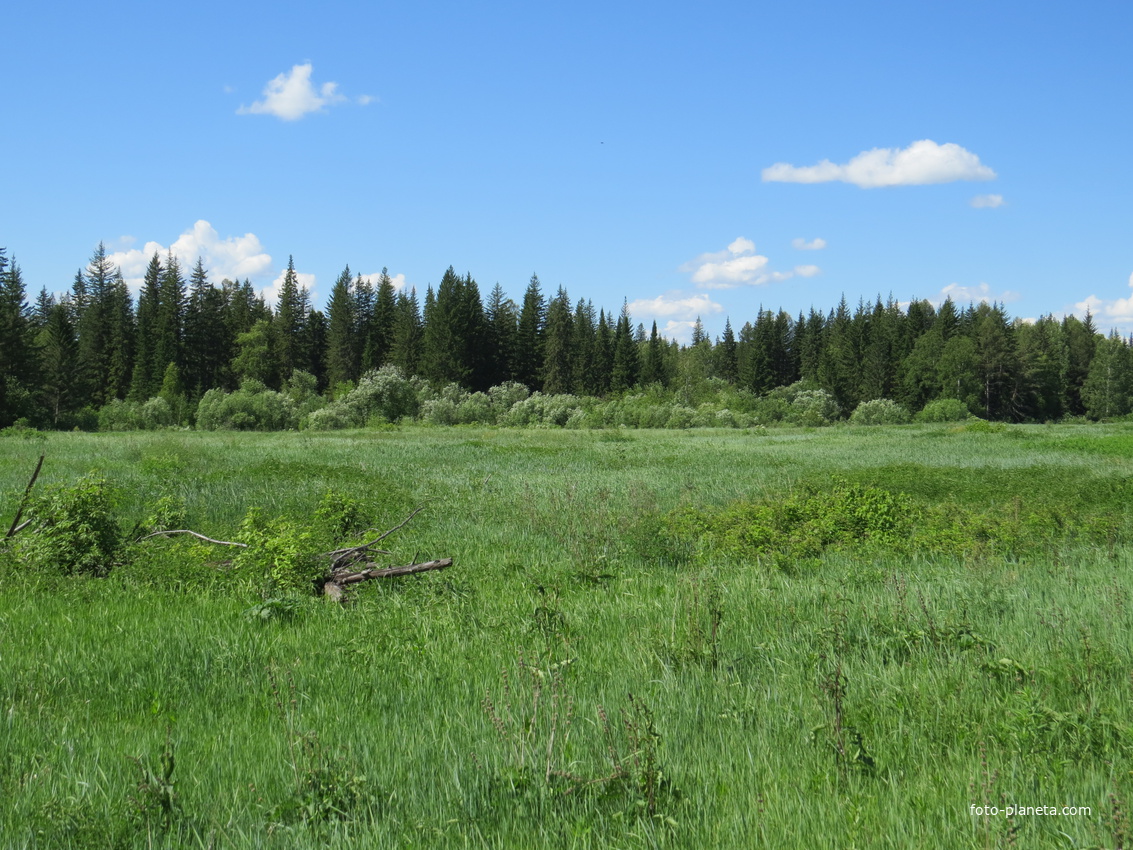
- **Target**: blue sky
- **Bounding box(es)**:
[2,0,1131,341]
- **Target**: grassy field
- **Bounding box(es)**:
[1,423,1132,848]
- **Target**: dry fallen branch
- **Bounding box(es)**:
[6,454,44,539]
[322,502,432,570]
[137,504,452,601]
[323,558,453,601]
[136,529,249,547]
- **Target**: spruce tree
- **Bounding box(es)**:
[38,303,79,425]
[325,265,359,389]
[153,251,185,388]
[273,256,305,381]
[570,299,596,395]
[485,283,519,387]
[541,287,574,395]
[514,274,546,389]
[610,303,639,392]
[390,289,423,376]
[129,253,162,400]
[0,252,38,426]
[593,309,614,394]
[368,269,397,370]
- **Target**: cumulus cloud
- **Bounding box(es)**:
[938,282,1020,305]
[1074,272,1133,327]
[762,140,996,188]
[971,194,1006,208]
[792,237,826,250]
[682,238,820,289]
[358,271,408,291]
[627,293,724,320]
[107,221,273,291]
[262,267,318,307]
[237,63,348,120]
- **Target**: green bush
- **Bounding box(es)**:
[850,398,911,426]
[196,381,299,431]
[915,398,972,423]
[235,509,321,592]
[98,399,143,431]
[22,476,122,576]
[306,366,422,430]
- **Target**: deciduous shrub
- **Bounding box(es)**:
[915,398,972,423]
[851,398,911,426]
[196,381,299,431]
[23,475,122,576]
[305,366,422,429]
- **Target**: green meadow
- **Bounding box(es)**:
[1,423,1132,848]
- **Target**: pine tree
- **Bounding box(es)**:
[1082,334,1133,419]
[273,256,305,381]
[305,308,328,390]
[129,253,162,400]
[368,269,397,370]
[541,287,574,394]
[182,257,230,398]
[593,310,614,394]
[153,251,185,388]
[0,252,39,426]
[389,289,423,376]
[514,274,546,389]
[485,283,519,387]
[325,265,359,389]
[610,303,639,392]
[1063,312,1099,415]
[38,303,80,425]
[715,318,738,383]
[74,243,124,408]
[570,299,596,395]
[639,321,665,386]
[104,270,135,402]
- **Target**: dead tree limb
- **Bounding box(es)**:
[137,503,451,601]
[323,557,453,601]
[136,529,249,547]
[6,454,44,539]
[322,502,431,569]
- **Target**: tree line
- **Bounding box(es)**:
[1,241,1131,430]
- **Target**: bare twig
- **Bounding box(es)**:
[136,529,249,547]
[322,502,432,568]
[6,454,44,538]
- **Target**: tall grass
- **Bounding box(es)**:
[0,423,1131,847]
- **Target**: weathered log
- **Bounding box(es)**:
[323,557,453,600]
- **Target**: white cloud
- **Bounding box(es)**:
[107,220,273,291]
[971,194,1006,208]
[627,293,724,320]
[262,267,317,307]
[792,237,826,250]
[938,282,1020,305]
[237,63,348,121]
[1074,272,1133,327]
[682,238,820,289]
[358,271,408,291]
[661,320,700,345]
[762,140,996,188]
[357,94,376,106]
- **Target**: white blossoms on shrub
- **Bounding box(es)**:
[850,398,911,426]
